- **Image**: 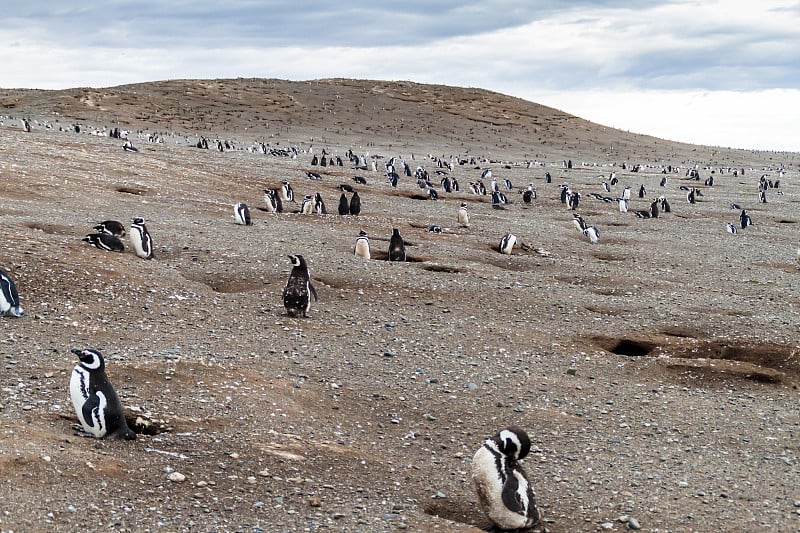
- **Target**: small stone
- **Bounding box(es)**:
[794,500,800,508]
[258,470,270,477]
[168,472,187,483]
[627,517,641,530]
[466,382,478,391]
[309,498,321,507]
[566,367,577,375]
[600,522,614,530]
[434,491,446,499]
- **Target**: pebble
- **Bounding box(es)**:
[168,472,187,483]
[627,517,641,530]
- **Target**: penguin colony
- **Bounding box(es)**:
[3,106,795,533]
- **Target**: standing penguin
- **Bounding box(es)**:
[472,426,541,530]
[313,192,326,214]
[264,189,283,213]
[129,217,154,259]
[457,202,470,227]
[499,233,517,255]
[234,202,252,225]
[0,269,23,317]
[338,193,350,215]
[740,209,753,229]
[69,348,136,440]
[638,184,646,198]
[584,225,600,244]
[300,194,314,214]
[280,181,295,203]
[354,230,370,259]
[388,228,406,262]
[283,254,318,318]
[349,191,362,216]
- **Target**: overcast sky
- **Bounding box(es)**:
[3,1,799,151]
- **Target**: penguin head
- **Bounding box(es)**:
[132,217,145,225]
[460,203,467,209]
[71,348,105,371]
[288,254,306,268]
[358,230,368,237]
[491,426,532,461]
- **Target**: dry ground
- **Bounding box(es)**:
[0,79,799,532]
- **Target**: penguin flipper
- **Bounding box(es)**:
[81,393,101,431]
[309,282,318,302]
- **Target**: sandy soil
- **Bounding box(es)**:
[0,78,798,532]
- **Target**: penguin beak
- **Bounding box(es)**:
[70,348,83,356]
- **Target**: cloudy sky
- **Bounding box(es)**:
[3,1,799,151]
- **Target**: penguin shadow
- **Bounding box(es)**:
[423,497,549,532]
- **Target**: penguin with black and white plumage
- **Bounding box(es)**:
[129,217,154,259]
[687,188,696,204]
[388,228,406,262]
[759,189,767,204]
[503,178,513,191]
[0,269,23,317]
[83,233,125,252]
[338,193,350,215]
[638,184,646,198]
[313,192,326,214]
[521,183,535,204]
[584,225,600,244]
[472,426,540,531]
[354,230,370,259]
[740,209,753,229]
[481,168,492,180]
[234,202,252,225]
[283,254,318,318]
[491,190,508,209]
[428,187,439,201]
[458,203,470,228]
[280,181,295,203]
[349,191,362,216]
[618,198,628,213]
[499,233,517,255]
[264,189,283,214]
[659,176,667,187]
[622,186,631,201]
[726,222,738,235]
[93,220,126,238]
[300,194,314,214]
[560,185,570,204]
[602,181,611,193]
[572,213,588,232]
[122,138,138,152]
[69,348,136,440]
[568,191,580,210]
[659,196,671,213]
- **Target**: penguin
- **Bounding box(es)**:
[280,181,294,203]
[264,189,283,213]
[129,217,154,259]
[618,198,628,213]
[726,222,738,235]
[638,184,646,198]
[499,233,516,255]
[283,254,318,318]
[687,188,696,204]
[660,196,671,213]
[481,168,492,180]
[572,213,588,232]
[428,224,442,233]
[602,181,611,193]
[338,193,350,215]
[503,178,513,190]
[428,187,439,201]
[93,220,126,238]
[568,191,580,210]
[234,202,252,225]
[69,348,136,440]
[759,189,767,204]
[83,233,125,252]
[122,139,138,152]
[458,203,470,228]
[659,176,667,187]
[338,183,355,193]
[349,191,362,216]
[0,269,23,317]
[354,230,370,259]
[388,228,406,262]
[471,426,540,530]
[584,225,600,244]
[300,194,314,214]
[740,209,753,229]
[313,192,326,214]
[353,176,367,185]
[622,186,631,201]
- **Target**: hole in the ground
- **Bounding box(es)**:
[609,339,657,356]
[115,185,148,195]
[423,264,463,273]
[422,497,488,530]
[778,219,796,224]
[25,222,72,235]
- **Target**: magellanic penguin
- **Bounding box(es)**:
[388,228,406,262]
[283,254,318,318]
[234,202,252,225]
[458,203,470,227]
[280,181,295,203]
[338,193,350,215]
[354,230,370,259]
[264,189,283,213]
[300,194,314,214]
[0,269,24,317]
[584,225,600,244]
[499,233,517,255]
[472,426,541,530]
[349,191,362,216]
[740,209,753,229]
[93,220,126,238]
[69,348,136,440]
[313,192,326,214]
[83,233,125,252]
[726,222,738,235]
[129,217,154,259]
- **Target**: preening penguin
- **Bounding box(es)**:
[354,230,370,259]
[283,254,318,318]
[726,222,738,235]
[234,202,252,225]
[472,426,541,530]
[584,225,600,244]
[129,217,154,259]
[388,228,406,262]
[499,233,517,255]
[83,233,125,252]
[69,348,136,440]
[457,202,470,227]
[93,220,126,238]
[0,269,23,317]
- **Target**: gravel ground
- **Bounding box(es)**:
[0,79,799,532]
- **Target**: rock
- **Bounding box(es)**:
[168,472,187,483]
[627,517,641,530]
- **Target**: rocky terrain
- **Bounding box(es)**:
[0,78,798,532]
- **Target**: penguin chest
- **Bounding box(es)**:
[69,367,108,437]
[130,228,152,258]
[284,277,311,315]
[354,239,370,259]
[471,448,539,529]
